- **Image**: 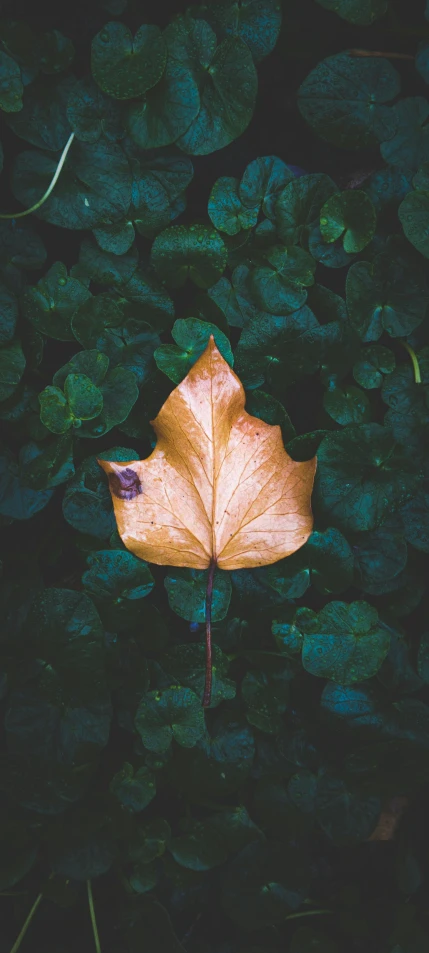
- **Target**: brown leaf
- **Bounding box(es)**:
[99,337,316,571]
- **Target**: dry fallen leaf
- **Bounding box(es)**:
[99,336,316,703]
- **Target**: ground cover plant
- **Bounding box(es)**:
[0,0,429,951]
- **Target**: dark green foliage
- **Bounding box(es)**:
[1,1,429,951]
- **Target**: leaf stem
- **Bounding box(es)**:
[87,880,102,953]
[400,341,422,383]
[8,892,43,953]
[0,131,75,220]
[347,49,414,59]
[203,558,216,708]
[284,909,331,921]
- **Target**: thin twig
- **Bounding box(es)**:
[203,558,216,707]
[87,880,101,953]
[400,341,422,384]
[0,131,75,220]
[8,892,43,953]
[348,49,414,59]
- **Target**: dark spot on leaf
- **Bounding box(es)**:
[109,468,142,500]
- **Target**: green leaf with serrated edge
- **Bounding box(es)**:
[299,601,390,683]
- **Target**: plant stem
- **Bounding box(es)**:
[8,892,43,953]
[348,49,414,59]
[400,341,422,383]
[0,132,75,220]
[203,558,216,708]
[87,880,101,953]
[285,909,331,921]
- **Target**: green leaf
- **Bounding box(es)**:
[299,601,390,683]
[169,817,228,870]
[245,389,296,443]
[323,384,371,426]
[21,434,74,490]
[193,0,282,62]
[320,191,376,253]
[0,444,54,519]
[346,244,429,341]
[82,549,154,630]
[64,374,104,420]
[110,762,156,812]
[135,687,205,753]
[251,244,315,315]
[52,350,138,437]
[0,341,26,402]
[381,350,429,455]
[12,139,133,230]
[167,18,257,155]
[239,155,295,219]
[66,77,125,143]
[298,53,400,148]
[160,643,236,708]
[39,386,73,434]
[0,222,47,281]
[78,236,138,286]
[222,842,310,929]
[154,317,232,383]
[316,774,381,845]
[6,75,74,151]
[399,188,429,258]
[275,173,337,245]
[21,262,92,341]
[151,224,227,288]
[304,527,354,595]
[62,447,138,539]
[353,345,395,388]
[364,167,413,214]
[314,0,387,24]
[71,293,160,386]
[208,264,261,328]
[169,709,254,796]
[381,98,429,171]
[164,567,232,622]
[0,50,23,113]
[208,177,259,235]
[352,518,408,594]
[315,423,419,532]
[91,22,166,99]
[242,665,292,733]
[401,488,429,552]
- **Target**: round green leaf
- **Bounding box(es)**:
[91,22,166,99]
[154,317,232,383]
[275,173,338,245]
[64,374,104,421]
[346,245,429,340]
[110,762,156,812]
[399,189,429,258]
[6,75,74,151]
[135,687,205,753]
[21,262,92,341]
[127,46,199,150]
[66,77,125,143]
[352,519,408,594]
[251,244,315,315]
[304,527,354,595]
[0,444,54,520]
[299,600,391,683]
[151,225,227,288]
[53,350,138,438]
[353,345,395,388]
[82,549,154,603]
[160,643,236,709]
[401,488,429,553]
[239,156,295,220]
[298,52,400,148]
[315,423,419,532]
[380,98,429,171]
[39,386,73,434]
[0,50,23,113]
[208,177,259,235]
[323,384,371,426]
[320,190,376,253]
[196,0,282,62]
[62,447,138,539]
[0,341,26,402]
[164,567,232,623]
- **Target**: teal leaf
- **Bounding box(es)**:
[346,244,429,340]
[0,341,26,402]
[135,687,205,753]
[364,167,413,214]
[154,317,232,383]
[12,139,133,230]
[298,53,400,148]
[21,262,92,341]
[53,350,138,438]
[299,601,391,683]
[164,567,232,623]
[399,188,429,258]
[251,244,315,315]
[0,444,54,519]
[169,710,255,796]
[208,177,259,235]
[78,236,138,286]
[323,384,371,426]
[71,293,160,386]
[353,344,395,389]
[381,98,429,171]
[20,434,74,490]
[0,222,47,278]
[194,0,282,62]
[352,519,408,594]
[315,423,420,532]
[319,190,376,253]
[66,77,125,143]
[208,264,261,328]
[245,389,296,443]
[39,386,74,434]
[0,50,23,113]
[82,549,154,621]
[109,762,156,812]
[6,75,74,151]
[91,22,166,99]
[314,0,387,24]
[62,448,138,538]
[401,488,429,553]
[275,173,338,245]
[304,527,354,595]
[239,155,295,219]
[242,665,292,733]
[160,643,236,708]
[381,350,429,455]
[151,224,227,288]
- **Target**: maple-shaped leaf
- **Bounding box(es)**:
[99,336,316,704]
